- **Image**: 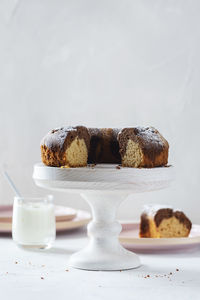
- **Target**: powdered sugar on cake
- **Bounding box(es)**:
[134,126,165,146]
[142,204,173,217]
[41,126,77,150]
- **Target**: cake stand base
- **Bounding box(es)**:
[69,243,140,271]
[69,191,140,271]
[33,163,173,271]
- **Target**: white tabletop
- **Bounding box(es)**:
[0,227,200,300]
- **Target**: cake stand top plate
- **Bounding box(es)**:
[33,163,174,193]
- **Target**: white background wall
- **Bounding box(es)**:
[0,0,200,222]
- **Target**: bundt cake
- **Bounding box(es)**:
[139,205,192,238]
[41,126,169,168]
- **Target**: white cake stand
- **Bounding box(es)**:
[33,163,173,271]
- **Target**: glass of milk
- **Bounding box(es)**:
[12,195,56,249]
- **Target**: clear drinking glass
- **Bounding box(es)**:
[12,195,56,249]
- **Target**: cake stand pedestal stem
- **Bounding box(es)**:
[68,191,141,271]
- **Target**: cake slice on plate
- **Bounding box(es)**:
[139,204,192,238]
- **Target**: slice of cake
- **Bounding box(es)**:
[41,126,90,167]
[139,205,192,238]
[118,127,169,168]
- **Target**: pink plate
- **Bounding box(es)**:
[119,222,200,251]
[0,205,76,222]
[0,205,90,233]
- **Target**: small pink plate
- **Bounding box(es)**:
[0,205,90,233]
[0,206,13,223]
[0,205,76,222]
[119,222,200,251]
[55,206,77,222]
[56,210,90,232]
